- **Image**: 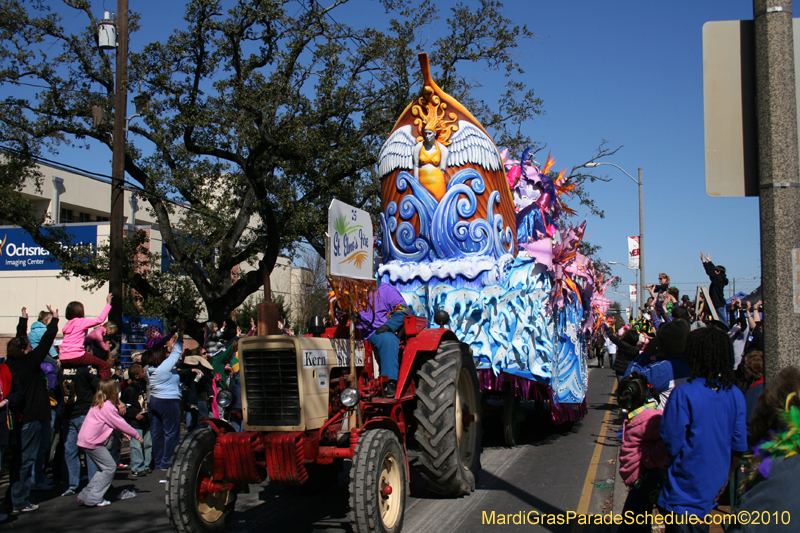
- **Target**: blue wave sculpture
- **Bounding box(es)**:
[380,169,514,263]
[381,255,588,407]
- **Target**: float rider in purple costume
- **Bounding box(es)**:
[358,283,412,398]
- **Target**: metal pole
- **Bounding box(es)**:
[256,269,280,336]
[754,0,800,381]
[109,0,128,327]
[638,167,644,318]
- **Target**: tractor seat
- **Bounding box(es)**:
[404,315,428,338]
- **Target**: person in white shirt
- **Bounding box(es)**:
[604,335,617,369]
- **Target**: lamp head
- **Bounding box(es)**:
[133,93,151,114]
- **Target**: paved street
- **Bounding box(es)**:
[5,366,619,533]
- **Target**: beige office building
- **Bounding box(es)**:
[0,159,312,345]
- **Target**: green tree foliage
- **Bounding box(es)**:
[0,0,540,338]
[608,300,625,329]
[578,240,620,290]
[233,293,288,332]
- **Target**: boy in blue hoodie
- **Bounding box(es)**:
[28,311,58,359]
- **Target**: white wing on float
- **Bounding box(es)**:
[377,125,415,178]
[446,121,502,171]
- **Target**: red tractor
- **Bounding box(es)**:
[166,310,481,533]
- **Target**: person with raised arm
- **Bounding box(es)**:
[59,294,114,379]
[6,305,58,514]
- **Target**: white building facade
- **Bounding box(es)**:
[0,159,311,337]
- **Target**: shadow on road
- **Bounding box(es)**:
[231,476,354,533]
[481,401,581,449]
[476,469,573,533]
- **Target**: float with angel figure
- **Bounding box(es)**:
[374,53,611,445]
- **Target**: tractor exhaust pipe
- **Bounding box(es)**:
[257,270,281,336]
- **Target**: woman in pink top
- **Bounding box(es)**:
[60,294,113,379]
[77,379,142,507]
[617,372,669,532]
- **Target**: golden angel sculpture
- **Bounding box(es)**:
[377,54,516,263]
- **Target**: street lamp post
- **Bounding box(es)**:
[608,260,639,310]
[587,162,644,312]
[612,290,631,322]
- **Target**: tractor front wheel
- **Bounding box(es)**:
[350,429,407,533]
[166,428,237,533]
[414,340,481,496]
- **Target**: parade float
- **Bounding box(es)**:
[376,53,611,444]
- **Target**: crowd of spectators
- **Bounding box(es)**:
[0,299,252,518]
[597,252,797,532]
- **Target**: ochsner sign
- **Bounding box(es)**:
[0,226,98,271]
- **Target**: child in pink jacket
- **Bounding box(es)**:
[60,294,113,379]
[77,379,142,507]
[617,372,669,532]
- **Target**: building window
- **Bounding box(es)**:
[60,208,73,223]
[79,212,91,222]
[96,216,109,222]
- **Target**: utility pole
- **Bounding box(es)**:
[754,0,800,380]
[109,0,128,328]
[637,167,644,313]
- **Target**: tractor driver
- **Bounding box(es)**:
[358,283,413,398]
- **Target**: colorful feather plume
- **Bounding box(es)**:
[502,148,610,338]
[743,394,800,492]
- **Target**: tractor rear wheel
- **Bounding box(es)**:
[414,340,481,496]
[350,429,407,533]
[166,428,237,533]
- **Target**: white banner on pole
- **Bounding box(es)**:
[627,236,640,270]
[326,199,373,280]
[629,283,637,303]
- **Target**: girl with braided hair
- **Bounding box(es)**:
[617,372,668,532]
[657,327,747,532]
[685,326,738,390]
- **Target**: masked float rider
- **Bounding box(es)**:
[357,283,413,398]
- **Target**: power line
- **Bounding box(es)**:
[0,145,224,221]
[1,79,109,97]
[660,279,761,286]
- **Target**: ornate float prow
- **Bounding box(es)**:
[378,53,517,265]
[415,52,495,143]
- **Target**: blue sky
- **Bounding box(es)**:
[409,0,761,307]
[10,0,762,308]
[499,0,760,308]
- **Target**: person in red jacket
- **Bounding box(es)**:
[0,352,24,522]
[617,372,669,532]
